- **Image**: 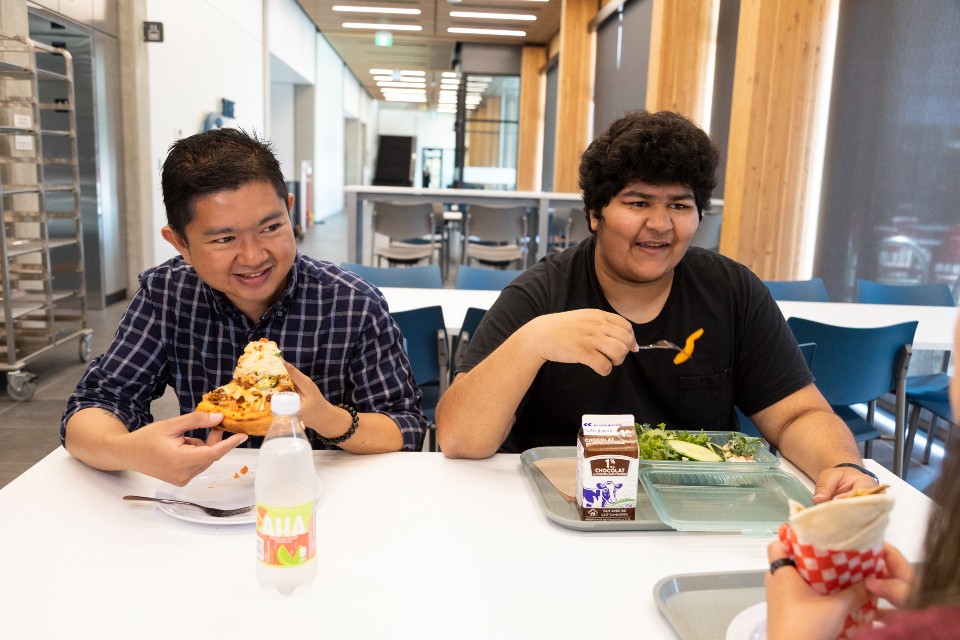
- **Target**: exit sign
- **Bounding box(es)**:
[374,31,393,47]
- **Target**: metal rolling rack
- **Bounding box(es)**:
[0,31,91,401]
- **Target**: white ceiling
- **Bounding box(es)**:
[297,0,562,108]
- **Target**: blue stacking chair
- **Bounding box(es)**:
[451,307,488,380]
[856,279,956,472]
[787,317,917,476]
[391,306,449,452]
[763,278,830,302]
[341,263,444,289]
[737,342,817,445]
[454,266,523,290]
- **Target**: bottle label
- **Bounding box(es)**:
[256,501,316,567]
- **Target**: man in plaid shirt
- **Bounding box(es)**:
[62,128,427,486]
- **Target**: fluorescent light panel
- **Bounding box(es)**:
[333,5,421,14]
[343,22,422,31]
[450,11,536,21]
[448,27,526,36]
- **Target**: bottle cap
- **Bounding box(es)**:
[270,392,300,415]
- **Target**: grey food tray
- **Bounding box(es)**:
[520,446,672,531]
[654,570,766,640]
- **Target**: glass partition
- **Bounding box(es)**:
[453,74,520,190]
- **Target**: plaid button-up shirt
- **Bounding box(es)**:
[62,254,427,451]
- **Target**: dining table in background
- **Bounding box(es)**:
[379,287,958,353]
[344,185,583,266]
[0,447,931,639]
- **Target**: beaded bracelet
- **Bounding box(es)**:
[318,403,359,446]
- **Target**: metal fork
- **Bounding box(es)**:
[636,339,683,352]
[122,495,254,518]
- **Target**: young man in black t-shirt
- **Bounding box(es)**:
[435,110,878,503]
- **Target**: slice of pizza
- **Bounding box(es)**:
[196,338,295,436]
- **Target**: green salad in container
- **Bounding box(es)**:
[635,423,763,462]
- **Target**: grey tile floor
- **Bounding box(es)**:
[0,210,946,497]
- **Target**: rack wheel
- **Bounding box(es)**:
[7,371,38,402]
[79,334,93,362]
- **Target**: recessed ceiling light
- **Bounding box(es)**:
[343,22,422,31]
[450,11,535,21]
[447,27,525,36]
[441,71,460,78]
[333,6,421,15]
[399,70,425,76]
[377,81,427,88]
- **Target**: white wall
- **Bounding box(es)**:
[312,32,345,220]
[269,82,296,180]
[145,0,266,265]
[267,0,314,84]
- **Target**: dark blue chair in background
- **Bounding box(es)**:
[737,342,817,444]
[855,278,956,474]
[390,306,449,452]
[341,262,444,289]
[763,278,830,302]
[451,307,488,380]
[454,265,523,290]
[787,317,917,477]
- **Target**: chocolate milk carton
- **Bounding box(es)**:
[576,415,639,521]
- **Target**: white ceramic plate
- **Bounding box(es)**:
[726,602,767,640]
[154,458,259,525]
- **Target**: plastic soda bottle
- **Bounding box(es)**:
[255,392,317,595]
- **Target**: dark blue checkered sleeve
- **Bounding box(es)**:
[60,288,171,443]
[347,291,428,452]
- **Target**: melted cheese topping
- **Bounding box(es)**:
[234,339,287,380]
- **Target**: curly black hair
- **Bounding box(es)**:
[578,110,720,226]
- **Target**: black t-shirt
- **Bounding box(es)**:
[458,237,813,453]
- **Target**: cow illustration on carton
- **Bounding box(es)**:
[576,415,639,521]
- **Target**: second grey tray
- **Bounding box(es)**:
[520,446,671,531]
[654,570,766,640]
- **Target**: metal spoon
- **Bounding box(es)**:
[122,495,254,518]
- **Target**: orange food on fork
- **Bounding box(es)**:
[673,328,704,365]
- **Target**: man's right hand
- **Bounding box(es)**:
[64,408,247,487]
[123,412,248,486]
[523,309,639,374]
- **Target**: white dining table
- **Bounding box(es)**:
[379,287,958,353]
[380,286,501,334]
[0,448,931,639]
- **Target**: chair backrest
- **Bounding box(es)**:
[464,204,528,242]
[855,279,955,307]
[797,342,817,369]
[341,263,443,289]
[787,317,917,406]
[554,206,590,249]
[391,306,449,392]
[451,307,488,375]
[372,202,436,240]
[454,265,523,290]
[690,211,723,252]
[764,278,830,302]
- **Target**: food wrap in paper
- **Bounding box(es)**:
[778,490,894,640]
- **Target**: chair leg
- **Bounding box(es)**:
[863,439,873,459]
[922,415,939,464]
[904,404,922,465]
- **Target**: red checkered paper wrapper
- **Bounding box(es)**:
[778,492,894,640]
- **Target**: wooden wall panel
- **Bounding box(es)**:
[552,0,597,193]
[721,0,832,279]
[646,0,716,125]
[517,46,546,191]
